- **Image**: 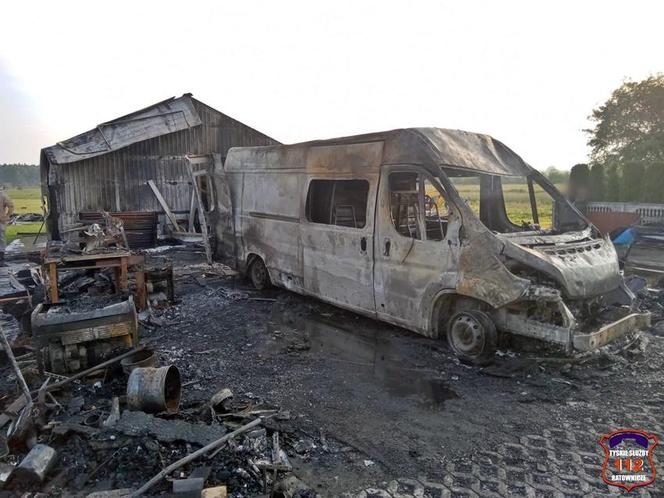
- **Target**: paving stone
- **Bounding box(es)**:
[344,398,664,497]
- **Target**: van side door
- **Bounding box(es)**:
[300,144,381,316]
[373,166,460,334]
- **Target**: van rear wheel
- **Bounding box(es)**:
[447,310,497,366]
[249,258,271,290]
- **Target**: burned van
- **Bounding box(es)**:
[213,128,649,364]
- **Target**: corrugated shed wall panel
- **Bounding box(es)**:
[48,99,279,239]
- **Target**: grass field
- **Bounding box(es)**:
[5,187,43,243]
[429,181,564,229]
[3,183,565,244]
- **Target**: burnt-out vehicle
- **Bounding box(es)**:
[212,128,649,364]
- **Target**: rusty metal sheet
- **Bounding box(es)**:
[501,236,622,299]
[306,142,384,174]
[44,95,202,165]
[41,96,279,243]
[456,232,529,308]
[587,211,640,235]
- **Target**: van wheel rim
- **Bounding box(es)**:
[450,314,485,356]
[252,262,267,283]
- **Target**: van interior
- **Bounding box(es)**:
[305,179,370,228]
[389,172,448,241]
[446,170,587,235]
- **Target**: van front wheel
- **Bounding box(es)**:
[447,311,497,366]
[249,258,271,290]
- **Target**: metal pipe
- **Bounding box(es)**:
[127,365,181,413]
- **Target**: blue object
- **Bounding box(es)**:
[612,228,636,245]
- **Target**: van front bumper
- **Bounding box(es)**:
[493,308,651,352]
[571,312,651,351]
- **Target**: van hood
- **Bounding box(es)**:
[499,230,622,299]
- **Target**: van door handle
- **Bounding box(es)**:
[383,238,391,257]
[360,236,367,252]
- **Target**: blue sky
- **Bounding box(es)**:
[1,0,662,168]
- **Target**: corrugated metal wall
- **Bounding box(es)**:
[46,99,278,237]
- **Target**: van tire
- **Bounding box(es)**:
[446,310,497,366]
[249,258,271,290]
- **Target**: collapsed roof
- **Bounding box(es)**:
[43,94,202,165]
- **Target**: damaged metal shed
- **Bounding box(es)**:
[41,93,279,246]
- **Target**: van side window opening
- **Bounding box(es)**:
[389,173,449,241]
[423,178,448,240]
[389,172,421,239]
[389,172,424,239]
[305,179,369,228]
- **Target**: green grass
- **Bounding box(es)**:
[432,181,564,230]
[3,183,566,243]
[5,187,44,243]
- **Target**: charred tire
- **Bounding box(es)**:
[249,257,271,290]
[446,310,497,366]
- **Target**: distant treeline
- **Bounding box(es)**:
[0,164,40,187]
[569,163,664,204]
[541,167,569,184]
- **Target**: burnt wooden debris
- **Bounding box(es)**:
[40,93,279,249]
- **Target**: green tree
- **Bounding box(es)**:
[588,164,606,201]
[0,164,40,186]
[543,166,569,184]
[605,163,621,201]
[622,162,645,201]
[586,74,664,203]
[642,163,664,202]
[587,74,664,165]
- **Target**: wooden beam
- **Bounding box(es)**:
[185,158,212,264]
[188,189,196,231]
[48,262,59,303]
[147,180,182,231]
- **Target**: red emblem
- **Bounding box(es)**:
[600,429,658,492]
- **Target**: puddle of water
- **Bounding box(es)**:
[260,310,458,408]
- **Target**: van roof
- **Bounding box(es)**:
[225,127,533,177]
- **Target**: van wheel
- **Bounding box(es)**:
[447,311,497,366]
[249,258,271,290]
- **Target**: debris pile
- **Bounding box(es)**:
[0,335,313,496]
[1,227,663,496]
[0,248,316,497]
[636,284,664,335]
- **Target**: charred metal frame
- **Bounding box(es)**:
[214,128,650,353]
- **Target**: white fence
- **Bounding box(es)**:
[587,202,664,224]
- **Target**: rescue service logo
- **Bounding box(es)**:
[600,429,659,492]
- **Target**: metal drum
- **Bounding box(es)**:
[126,365,181,413]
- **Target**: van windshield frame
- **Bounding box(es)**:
[439,168,588,235]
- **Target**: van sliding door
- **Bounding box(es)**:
[301,177,377,314]
[300,142,383,316]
